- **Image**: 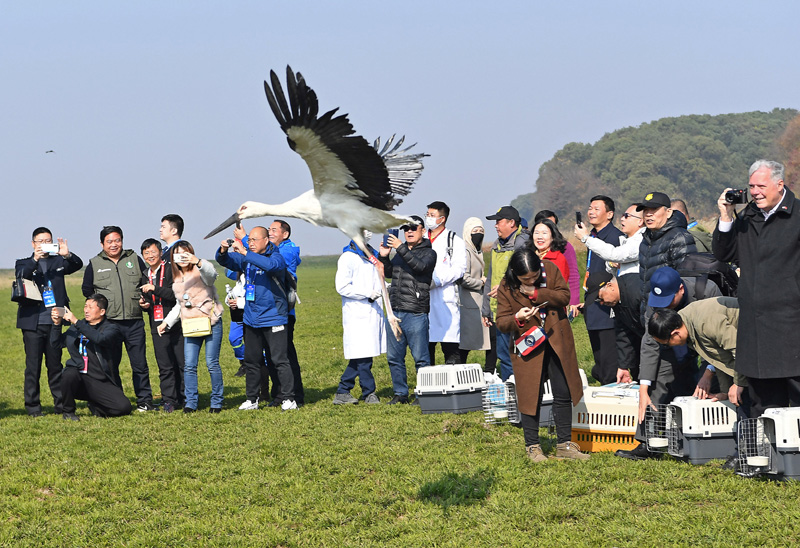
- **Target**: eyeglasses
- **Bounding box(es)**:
[33,239,53,244]
[621,213,642,220]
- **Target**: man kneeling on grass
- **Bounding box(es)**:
[50,294,134,421]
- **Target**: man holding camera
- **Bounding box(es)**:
[15,227,83,417]
[82,226,154,411]
[713,159,800,418]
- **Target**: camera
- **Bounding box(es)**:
[226,239,235,246]
[725,189,747,204]
[40,243,59,254]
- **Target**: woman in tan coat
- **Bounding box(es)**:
[496,247,588,462]
[458,217,490,363]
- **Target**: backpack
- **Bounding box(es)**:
[677,252,738,297]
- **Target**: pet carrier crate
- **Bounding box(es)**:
[738,407,800,480]
[643,404,671,453]
[665,397,737,464]
[571,383,639,452]
[482,380,520,424]
[414,363,484,414]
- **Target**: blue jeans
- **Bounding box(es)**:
[497,329,513,381]
[183,320,224,409]
[386,311,431,396]
[338,357,376,396]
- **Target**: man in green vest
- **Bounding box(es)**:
[481,205,530,380]
[82,225,154,411]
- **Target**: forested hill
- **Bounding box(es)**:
[513,108,799,223]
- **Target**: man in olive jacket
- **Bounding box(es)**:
[713,159,800,418]
[82,226,153,411]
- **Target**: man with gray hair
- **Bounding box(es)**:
[713,159,800,418]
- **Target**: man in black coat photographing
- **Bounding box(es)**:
[713,159,800,418]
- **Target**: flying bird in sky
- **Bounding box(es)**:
[205,66,428,338]
[45,150,55,153]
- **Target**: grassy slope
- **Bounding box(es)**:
[0,260,798,547]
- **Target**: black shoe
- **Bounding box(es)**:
[722,454,738,471]
[615,443,658,461]
[410,398,420,406]
[87,402,102,417]
[387,395,409,405]
[183,407,196,413]
[267,399,283,408]
[62,412,80,422]
[234,363,246,377]
[209,407,221,414]
[137,402,157,412]
[29,411,43,418]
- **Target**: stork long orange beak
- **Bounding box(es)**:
[204,212,241,239]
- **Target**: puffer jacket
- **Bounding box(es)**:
[379,239,437,314]
[639,211,696,296]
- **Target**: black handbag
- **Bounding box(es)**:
[11,277,42,303]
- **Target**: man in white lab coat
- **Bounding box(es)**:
[425,201,467,364]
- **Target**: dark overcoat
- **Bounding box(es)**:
[713,188,800,379]
[495,261,583,415]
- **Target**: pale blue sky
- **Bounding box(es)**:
[3,1,798,266]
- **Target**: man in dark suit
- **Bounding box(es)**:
[15,227,83,417]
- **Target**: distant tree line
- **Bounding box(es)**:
[514,108,799,223]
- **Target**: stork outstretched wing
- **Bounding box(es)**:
[264,66,426,212]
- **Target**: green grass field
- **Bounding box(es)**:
[1,258,799,547]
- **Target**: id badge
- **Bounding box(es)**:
[245,283,256,301]
[153,304,164,321]
[81,356,89,374]
[43,287,56,308]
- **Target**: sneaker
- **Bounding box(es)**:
[364,393,381,404]
[267,399,283,408]
[209,407,221,414]
[137,402,156,412]
[234,362,246,377]
[615,442,658,461]
[333,392,358,405]
[162,402,176,414]
[526,444,547,463]
[555,441,590,461]
[281,399,298,411]
[62,412,80,422]
[183,407,196,413]
[238,399,259,410]
[387,395,409,405]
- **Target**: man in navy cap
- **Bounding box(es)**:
[615,266,721,461]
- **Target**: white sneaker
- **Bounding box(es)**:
[281,399,298,411]
[238,398,259,410]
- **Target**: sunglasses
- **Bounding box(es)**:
[402,225,420,232]
[621,213,642,220]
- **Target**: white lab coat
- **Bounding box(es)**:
[335,249,386,360]
[427,228,467,343]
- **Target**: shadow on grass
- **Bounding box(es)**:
[418,468,495,511]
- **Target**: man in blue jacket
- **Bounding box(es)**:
[217,226,297,411]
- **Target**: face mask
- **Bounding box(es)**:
[471,233,484,251]
[425,216,442,230]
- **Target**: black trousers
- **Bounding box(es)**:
[265,315,304,404]
[109,319,152,405]
[150,326,185,406]
[61,367,133,417]
[243,323,294,403]
[747,376,800,418]
[21,324,64,414]
[484,324,498,374]
[588,328,617,385]
[429,341,460,365]
[520,345,572,445]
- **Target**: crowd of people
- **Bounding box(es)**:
[14,159,800,469]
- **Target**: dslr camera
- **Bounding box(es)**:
[725,189,747,204]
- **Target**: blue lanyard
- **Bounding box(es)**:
[79,335,87,358]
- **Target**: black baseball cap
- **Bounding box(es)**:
[583,271,613,305]
[400,215,425,231]
[486,206,521,224]
[635,192,671,211]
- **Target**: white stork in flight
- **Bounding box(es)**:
[205,66,428,339]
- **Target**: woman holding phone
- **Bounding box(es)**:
[157,241,224,413]
[495,247,588,462]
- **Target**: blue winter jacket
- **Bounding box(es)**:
[216,242,288,328]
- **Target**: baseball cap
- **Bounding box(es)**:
[400,215,425,231]
[583,271,613,305]
[635,192,671,211]
[648,267,682,307]
[486,206,521,224]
